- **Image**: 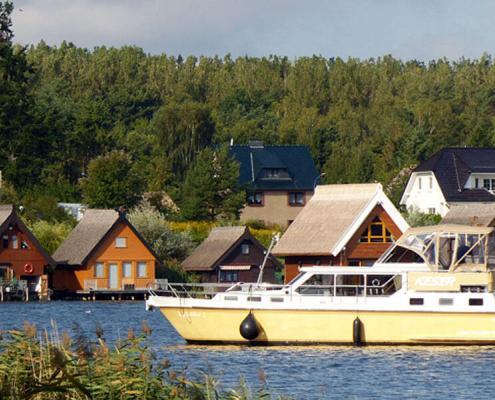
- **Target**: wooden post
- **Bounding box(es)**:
[24,286,29,302]
[0,286,3,302]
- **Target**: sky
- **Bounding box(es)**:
[10,0,495,61]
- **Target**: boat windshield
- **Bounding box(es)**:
[379,226,492,272]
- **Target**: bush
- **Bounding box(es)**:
[404,210,442,227]
[28,220,74,254]
[128,203,194,265]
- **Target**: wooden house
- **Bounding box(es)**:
[182,226,282,283]
[0,204,55,293]
[0,204,55,292]
[52,209,158,293]
[272,184,410,282]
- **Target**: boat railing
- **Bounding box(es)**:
[151,282,290,299]
[296,274,401,297]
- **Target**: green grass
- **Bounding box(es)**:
[0,321,289,400]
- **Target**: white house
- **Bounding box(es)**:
[400,148,495,217]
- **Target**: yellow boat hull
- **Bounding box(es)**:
[161,307,495,345]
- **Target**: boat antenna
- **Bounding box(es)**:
[257,233,280,284]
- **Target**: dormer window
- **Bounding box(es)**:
[260,168,290,180]
[360,217,393,243]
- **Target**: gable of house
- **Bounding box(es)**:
[402,148,495,206]
[272,184,409,282]
[52,209,157,292]
[0,205,54,279]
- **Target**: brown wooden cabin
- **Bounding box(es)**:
[0,204,55,292]
[272,184,410,283]
[52,209,158,293]
[182,226,282,284]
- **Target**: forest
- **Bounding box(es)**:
[2,2,495,219]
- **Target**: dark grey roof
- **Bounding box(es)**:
[229,144,319,191]
[414,148,495,202]
[53,209,120,265]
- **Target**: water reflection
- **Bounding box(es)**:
[1,301,495,399]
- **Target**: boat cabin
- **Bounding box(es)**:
[286,224,495,297]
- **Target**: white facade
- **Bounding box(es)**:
[400,172,449,216]
[464,173,495,192]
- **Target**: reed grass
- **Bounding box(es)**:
[0,321,288,400]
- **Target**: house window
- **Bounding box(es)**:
[21,241,29,249]
[348,259,362,266]
[359,217,393,243]
[11,235,18,249]
[260,168,290,180]
[95,262,104,278]
[2,235,8,249]
[247,192,263,206]
[241,244,250,255]
[137,262,147,278]
[288,192,305,206]
[475,178,479,189]
[220,271,239,282]
[418,177,422,190]
[123,261,132,278]
[428,208,436,214]
[483,179,491,190]
[115,237,127,248]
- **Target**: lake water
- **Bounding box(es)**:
[1,301,494,399]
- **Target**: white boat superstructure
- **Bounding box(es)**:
[147,224,495,344]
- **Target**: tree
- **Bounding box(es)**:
[180,147,245,221]
[0,2,40,188]
[80,151,144,208]
[128,202,193,262]
[127,202,194,280]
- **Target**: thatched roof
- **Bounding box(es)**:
[53,209,120,265]
[273,183,409,257]
[442,203,495,227]
[0,204,13,228]
[182,226,248,271]
[0,204,55,266]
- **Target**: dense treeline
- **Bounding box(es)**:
[2,2,495,213]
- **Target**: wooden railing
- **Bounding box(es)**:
[83,279,169,292]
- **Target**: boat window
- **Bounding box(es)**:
[410,298,424,305]
[247,296,262,302]
[469,298,483,306]
[270,297,284,302]
[335,274,365,296]
[381,245,424,264]
[366,274,402,296]
[461,285,487,293]
[439,298,453,306]
[296,274,334,296]
[457,234,486,265]
[224,296,238,301]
